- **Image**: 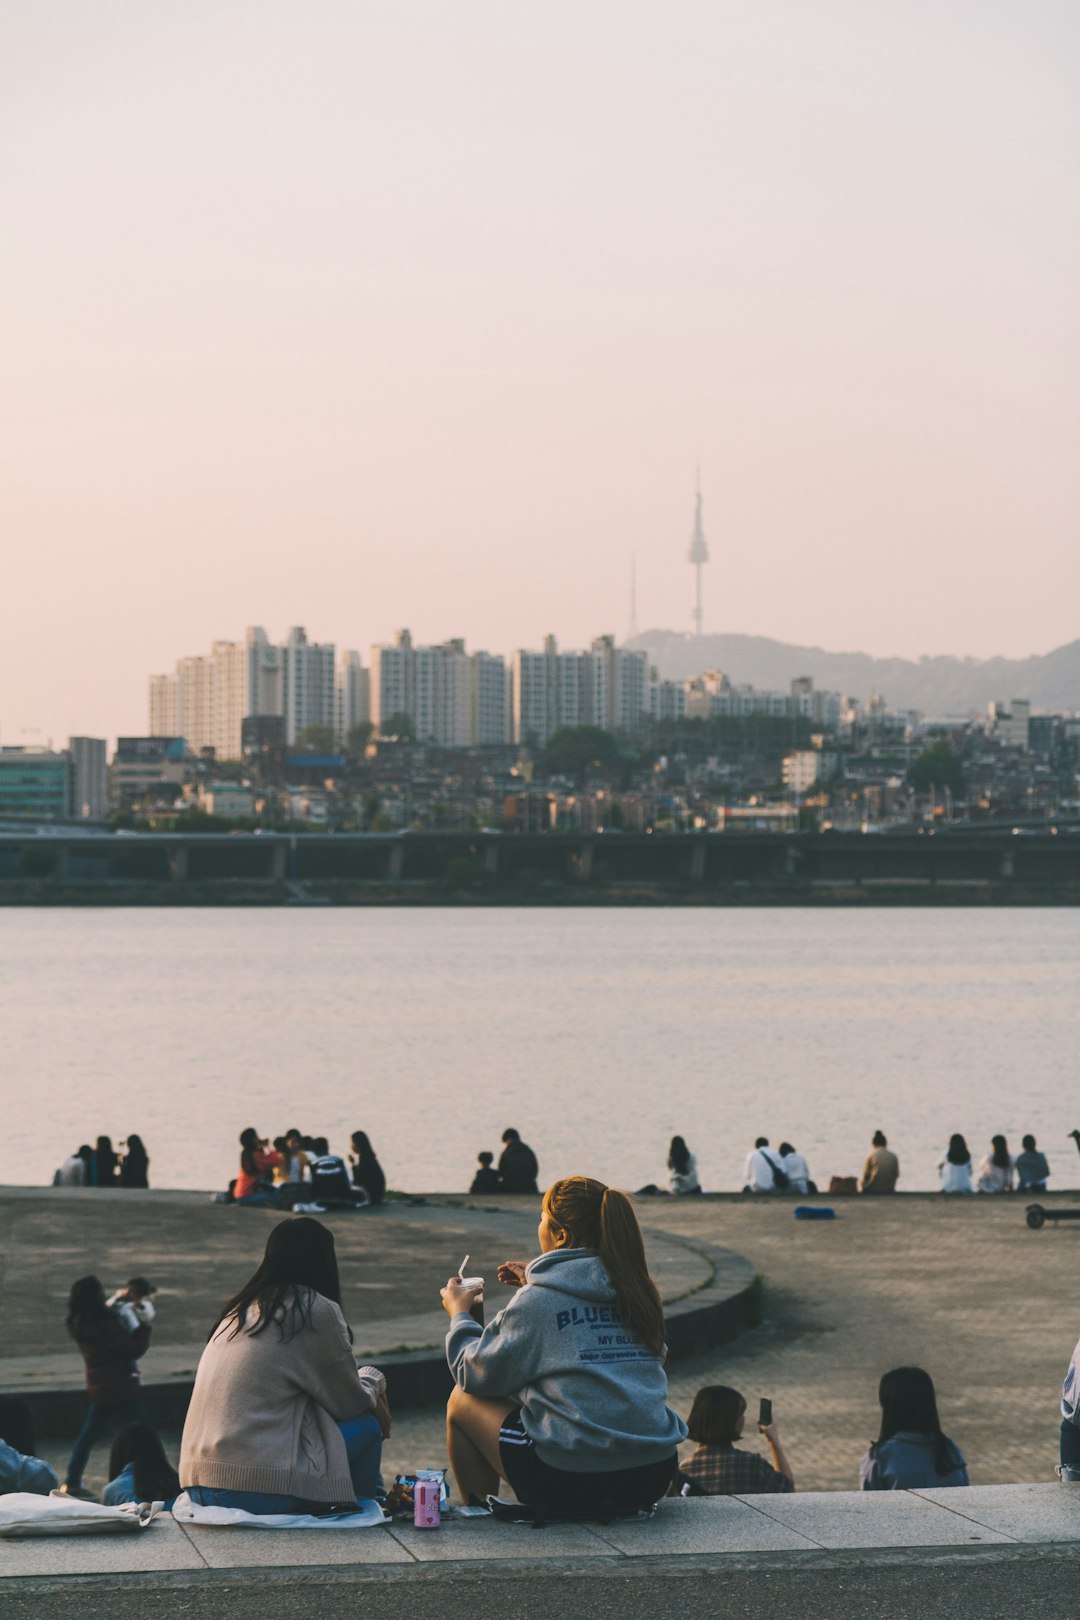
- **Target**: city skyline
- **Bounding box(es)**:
[3,2,1077,746]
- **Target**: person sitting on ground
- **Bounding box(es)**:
[470,1151,501,1195]
[233,1127,282,1206]
[0,1396,60,1495]
[743,1137,786,1194]
[674,1385,794,1496]
[860,1367,968,1490]
[92,1135,118,1188]
[1060,1322,1080,1482]
[977,1135,1015,1194]
[778,1142,810,1196]
[53,1147,89,1187]
[103,1423,180,1509]
[305,1139,368,1207]
[1015,1134,1050,1194]
[118,1134,149,1189]
[277,1128,312,1187]
[939,1134,974,1193]
[441,1175,687,1515]
[498,1128,539,1194]
[861,1130,900,1194]
[180,1217,390,1512]
[59,1275,153,1500]
[270,1136,291,1186]
[668,1136,701,1195]
[349,1132,386,1206]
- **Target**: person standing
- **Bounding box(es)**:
[977,1136,1015,1194]
[939,1135,974,1194]
[1015,1135,1050,1194]
[119,1135,149,1189]
[498,1128,539,1195]
[59,1276,153,1500]
[861,1131,900,1195]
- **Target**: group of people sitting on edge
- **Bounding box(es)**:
[469,1129,539,1195]
[225,1127,386,1210]
[940,1133,1053,1194]
[16,1175,1080,1515]
[52,1135,150,1189]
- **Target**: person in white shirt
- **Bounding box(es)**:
[53,1149,89,1188]
[668,1136,701,1196]
[939,1134,974,1194]
[778,1142,810,1195]
[744,1138,782,1193]
[977,1135,1015,1194]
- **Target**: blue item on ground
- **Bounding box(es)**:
[794,1206,836,1220]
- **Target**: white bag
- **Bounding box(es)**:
[171,1490,387,1530]
[0,1493,162,1538]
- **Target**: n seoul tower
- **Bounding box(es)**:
[687,469,708,636]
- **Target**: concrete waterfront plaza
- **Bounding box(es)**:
[2,1187,1079,1613]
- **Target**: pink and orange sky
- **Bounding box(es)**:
[2,0,1078,745]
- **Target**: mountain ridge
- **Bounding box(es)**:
[627,631,1080,713]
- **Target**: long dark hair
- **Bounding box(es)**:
[543,1177,666,1358]
[668,1136,691,1176]
[239,1127,261,1178]
[108,1423,180,1502]
[66,1275,108,1340]
[0,1396,36,1457]
[124,1134,147,1162]
[873,1366,962,1476]
[990,1135,1011,1169]
[351,1131,376,1160]
[212,1217,348,1342]
[947,1134,970,1166]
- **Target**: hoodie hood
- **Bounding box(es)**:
[524,1248,616,1305]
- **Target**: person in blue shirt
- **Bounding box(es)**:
[860,1367,968,1490]
[102,1423,180,1510]
[0,1397,59,1495]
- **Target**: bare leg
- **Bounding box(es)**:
[446,1387,516,1504]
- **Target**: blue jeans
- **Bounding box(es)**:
[66,1398,151,1489]
[187,1411,383,1513]
[1062,1420,1080,1472]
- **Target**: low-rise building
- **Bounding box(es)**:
[0,747,71,819]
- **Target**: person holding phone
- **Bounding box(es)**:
[440,1175,686,1515]
[674,1385,794,1495]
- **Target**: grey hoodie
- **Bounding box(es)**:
[445,1248,687,1473]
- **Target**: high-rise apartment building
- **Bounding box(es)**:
[68,736,108,820]
[370,629,508,745]
[284,626,336,745]
[335,650,370,746]
[511,635,648,743]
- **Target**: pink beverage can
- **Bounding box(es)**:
[413,1477,441,1529]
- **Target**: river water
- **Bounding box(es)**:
[2,908,1077,1194]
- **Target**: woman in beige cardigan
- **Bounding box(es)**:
[180,1218,390,1512]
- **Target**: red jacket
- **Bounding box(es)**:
[75,1314,151,1405]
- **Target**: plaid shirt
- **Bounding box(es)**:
[677,1444,793,1496]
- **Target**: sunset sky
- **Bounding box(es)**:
[2,0,1077,744]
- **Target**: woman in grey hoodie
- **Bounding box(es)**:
[441,1175,687,1512]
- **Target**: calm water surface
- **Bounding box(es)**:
[2,908,1078,1193]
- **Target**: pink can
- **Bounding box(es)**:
[413,1476,441,1529]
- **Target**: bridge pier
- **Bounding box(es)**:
[271,844,287,881]
[167,847,188,881]
[689,842,706,882]
[483,842,499,877]
[387,843,404,881]
[1000,850,1015,880]
[575,842,594,881]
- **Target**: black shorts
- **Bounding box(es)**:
[498,1408,677,1512]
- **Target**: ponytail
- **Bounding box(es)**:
[543,1177,666,1358]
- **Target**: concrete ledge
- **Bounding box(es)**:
[15,1236,760,1439]
[2,1486,1077,1585]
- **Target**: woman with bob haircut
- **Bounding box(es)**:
[180,1218,390,1513]
[441,1175,687,1514]
[675,1386,794,1495]
[860,1367,968,1489]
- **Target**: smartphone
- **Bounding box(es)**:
[758,1398,772,1427]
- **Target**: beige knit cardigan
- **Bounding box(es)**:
[180,1288,384,1503]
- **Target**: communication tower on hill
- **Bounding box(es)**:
[687,469,708,636]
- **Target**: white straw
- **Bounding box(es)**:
[459,1254,469,1277]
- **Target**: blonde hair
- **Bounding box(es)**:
[543,1176,666,1358]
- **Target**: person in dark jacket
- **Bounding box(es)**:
[349,1132,386,1206]
[60,1275,154,1499]
[470,1151,500,1194]
[119,1135,150,1189]
[92,1136,118,1188]
[498,1128,539,1194]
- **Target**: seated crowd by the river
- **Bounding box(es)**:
[225,1126,386,1210]
[52,1135,150,1189]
